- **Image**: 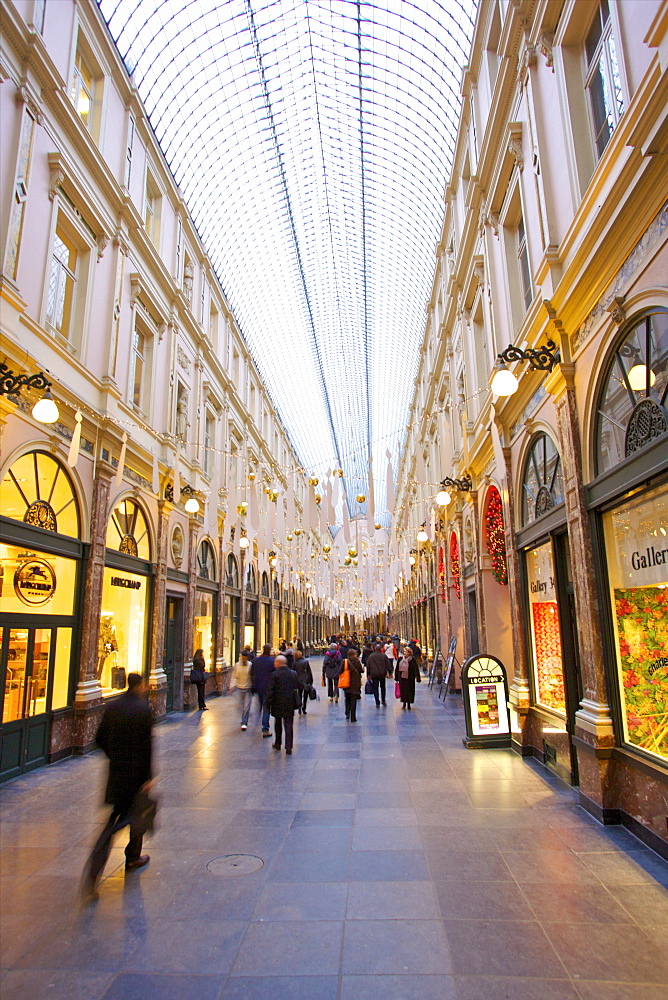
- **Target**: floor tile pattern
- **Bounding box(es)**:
[1,664,667,1000]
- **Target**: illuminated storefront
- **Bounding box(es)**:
[194,540,217,669]
[0,452,82,779]
[224,553,240,664]
[101,498,153,693]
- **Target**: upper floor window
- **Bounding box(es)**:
[144,171,161,247]
[517,215,533,313]
[125,115,135,189]
[46,223,77,345]
[197,540,216,581]
[584,0,624,159]
[226,553,239,588]
[106,498,151,560]
[71,49,94,129]
[596,311,668,474]
[0,451,79,537]
[204,410,215,475]
[129,315,153,418]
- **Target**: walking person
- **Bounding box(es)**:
[231,651,253,730]
[294,649,313,715]
[366,643,390,707]
[384,637,398,677]
[395,645,421,710]
[344,650,363,722]
[322,642,342,702]
[284,640,295,669]
[81,673,154,900]
[266,654,299,754]
[190,648,208,711]
[251,643,275,736]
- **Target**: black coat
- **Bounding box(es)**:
[366,651,390,679]
[395,657,421,704]
[346,656,363,696]
[96,690,153,807]
[251,654,275,696]
[294,659,313,690]
[265,664,299,718]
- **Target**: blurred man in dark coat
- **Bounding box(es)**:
[81,672,154,899]
[366,644,390,707]
[265,653,298,754]
[251,643,276,736]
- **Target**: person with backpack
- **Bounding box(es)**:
[294,649,314,715]
[322,643,342,702]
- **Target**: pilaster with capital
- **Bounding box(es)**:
[499,442,531,716]
[147,501,169,719]
[468,490,487,651]
[182,517,199,707]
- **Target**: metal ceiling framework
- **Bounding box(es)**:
[98,0,476,523]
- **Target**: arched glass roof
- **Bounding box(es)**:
[98,0,476,522]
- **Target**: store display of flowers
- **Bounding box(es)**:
[615,587,668,758]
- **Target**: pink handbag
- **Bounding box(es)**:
[395,681,401,699]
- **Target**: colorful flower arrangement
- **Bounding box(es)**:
[449,532,461,600]
[614,587,668,760]
[438,546,446,603]
[485,486,508,585]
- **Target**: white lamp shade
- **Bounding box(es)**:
[239,535,250,548]
[409,555,416,565]
[417,529,428,542]
[628,364,656,391]
[490,367,519,397]
[32,389,59,424]
[436,489,451,506]
[184,497,200,513]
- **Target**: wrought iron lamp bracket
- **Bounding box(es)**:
[441,475,472,492]
[0,362,52,396]
[496,340,559,372]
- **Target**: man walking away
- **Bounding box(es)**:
[81,673,154,900]
[322,642,342,702]
[266,654,299,754]
[251,644,275,736]
[366,644,390,706]
[383,638,398,677]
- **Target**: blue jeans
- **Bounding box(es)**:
[238,688,252,726]
[257,692,270,731]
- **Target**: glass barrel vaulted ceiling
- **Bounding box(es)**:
[98,0,477,523]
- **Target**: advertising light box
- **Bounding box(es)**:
[461,654,511,748]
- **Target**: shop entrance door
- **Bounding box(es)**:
[164,596,184,713]
[554,533,582,785]
[0,626,53,781]
[467,588,479,656]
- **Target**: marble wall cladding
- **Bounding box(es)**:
[611,756,668,845]
[49,711,74,757]
[71,702,105,755]
[149,684,167,722]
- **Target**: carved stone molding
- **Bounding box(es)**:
[508,122,524,171]
[96,233,109,261]
[177,345,190,371]
[486,213,500,236]
[48,161,64,201]
[16,83,44,125]
[538,32,554,69]
[129,275,142,306]
[607,295,626,325]
[519,43,537,83]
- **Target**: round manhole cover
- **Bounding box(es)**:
[207,854,264,876]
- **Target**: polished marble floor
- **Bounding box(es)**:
[1,665,667,1000]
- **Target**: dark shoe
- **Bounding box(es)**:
[125,855,150,872]
[201,706,208,711]
[285,749,292,755]
[272,743,281,750]
[262,731,271,738]
[79,878,99,903]
[407,704,411,710]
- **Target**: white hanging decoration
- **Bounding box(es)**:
[385,450,395,512]
[366,457,375,536]
[172,450,180,504]
[249,480,259,531]
[342,494,351,544]
[67,410,83,468]
[115,431,128,487]
[152,453,160,495]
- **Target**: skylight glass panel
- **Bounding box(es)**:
[98,0,477,523]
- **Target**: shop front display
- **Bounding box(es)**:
[0,451,82,779]
[526,541,566,715]
[195,540,217,671]
[603,483,668,763]
[101,498,153,693]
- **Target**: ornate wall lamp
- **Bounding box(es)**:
[165,480,200,513]
[0,362,59,423]
[441,475,472,493]
[490,340,560,397]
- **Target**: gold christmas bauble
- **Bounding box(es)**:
[248,472,256,481]
[374,522,381,530]
[236,503,248,516]
[287,533,293,541]
[356,494,366,503]
[344,557,352,566]
[348,547,357,557]
[323,544,331,553]
[308,477,319,486]
[294,528,302,535]
[315,494,321,504]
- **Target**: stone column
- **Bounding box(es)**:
[214,528,226,691]
[147,501,169,719]
[469,489,487,650]
[72,464,113,752]
[549,365,615,808]
[456,511,471,659]
[182,517,198,709]
[239,546,247,655]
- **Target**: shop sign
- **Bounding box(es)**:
[110,575,142,590]
[461,654,511,748]
[14,558,56,606]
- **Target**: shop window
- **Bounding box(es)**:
[603,484,668,763]
[484,486,508,585]
[106,499,151,560]
[0,451,79,537]
[197,540,216,581]
[596,311,668,474]
[194,591,214,669]
[226,553,239,588]
[584,0,624,160]
[99,568,148,693]
[521,433,564,526]
[526,540,566,715]
[0,543,77,617]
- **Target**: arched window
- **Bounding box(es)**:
[273,578,280,600]
[226,553,239,588]
[261,571,270,597]
[197,539,216,580]
[596,310,668,474]
[245,563,257,593]
[521,433,564,525]
[484,485,508,585]
[106,498,150,559]
[0,451,80,537]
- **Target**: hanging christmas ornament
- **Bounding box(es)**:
[248,471,256,481]
[236,502,248,516]
[67,410,83,468]
[356,494,366,503]
[308,476,319,486]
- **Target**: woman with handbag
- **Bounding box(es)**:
[294,649,313,715]
[343,652,363,722]
[190,649,208,711]
[395,646,421,710]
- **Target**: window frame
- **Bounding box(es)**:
[583,0,625,161]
